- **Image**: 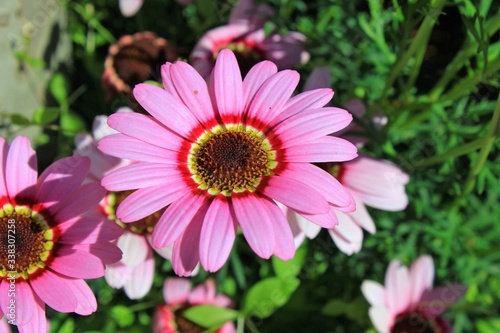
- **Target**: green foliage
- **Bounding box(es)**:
[183,305,239,329]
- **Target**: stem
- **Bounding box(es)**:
[381,0,447,101]
[237,316,245,333]
[458,91,500,202]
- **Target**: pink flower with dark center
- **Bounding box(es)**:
[153,278,235,333]
[361,255,466,333]
[75,113,178,299]
[287,67,408,254]
[190,0,309,79]
[99,49,357,276]
[0,136,122,332]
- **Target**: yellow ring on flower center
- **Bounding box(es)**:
[188,124,278,196]
[0,204,54,279]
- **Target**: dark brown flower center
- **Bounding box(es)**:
[110,190,164,234]
[0,211,53,278]
[391,312,438,333]
[190,128,275,196]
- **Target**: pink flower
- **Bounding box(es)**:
[153,278,235,333]
[99,49,357,275]
[75,113,178,299]
[361,255,466,333]
[190,0,309,79]
[0,136,122,332]
[287,68,408,254]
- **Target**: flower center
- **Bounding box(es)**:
[104,190,164,234]
[0,205,54,279]
[189,125,277,196]
[391,312,438,333]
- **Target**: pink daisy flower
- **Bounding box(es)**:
[190,0,309,79]
[287,68,408,254]
[0,136,122,332]
[153,278,235,333]
[361,255,466,333]
[98,49,358,276]
[75,112,177,299]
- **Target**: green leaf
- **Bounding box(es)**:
[110,305,135,328]
[60,111,86,137]
[183,305,239,329]
[10,114,31,125]
[242,277,300,318]
[50,73,68,105]
[57,318,75,333]
[321,299,347,317]
[272,243,307,279]
[477,318,500,333]
[32,108,60,125]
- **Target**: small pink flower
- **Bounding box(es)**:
[75,113,177,299]
[0,136,122,332]
[361,255,466,333]
[99,49,357,275]
[190,0,309,79]
[153,278,235,333]
[288,68,408,254]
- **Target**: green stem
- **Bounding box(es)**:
[381,0,447,101]
[413,137,490,168]
[458,91,500,201]
[237,316,245,333]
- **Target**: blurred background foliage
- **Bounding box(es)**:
[1,0,499,332]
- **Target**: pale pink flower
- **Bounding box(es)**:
[99,49,357,275]
[75,112,177,299]
[153,278,235,333]
[0,136,122,332]
[288,68,408,255]
[119,0,144,17]
[361,255,466,333]
[190,0,309,79]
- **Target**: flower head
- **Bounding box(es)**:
[153,278,235,333]
[99,49,357,275]
[190,0,309,79]
[0,136,122,332]
[75,113,177,299]
[361,255,466,333]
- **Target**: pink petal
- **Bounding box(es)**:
[124,248,154,299]
[283,136,358,163]
[36,155,90,214]
[133,84,201,139]
[151,192,207,248]
[273,88,334,125]
[242,61,277,110]
[54,181,106,223]
[169,61,217,126]
[361,280,386,307]
[116,181,189,222]
[328,214,363,255]
[105,263,133,289]
[347,194,376,234]
[246,70,299,126]
[0,279,34,325]
[16,293,46,333]
[232,194,275,258]
[199,197,237,272]
[259,175,329,214]
[161,63,178,97]
[107,112,183,151]
[368,307,391,333]
[102,162,181,191]
[278,163,355,212]
[163,278,192,305]
[72,242,122,265]
[119,0,144,17]
[189,279,216,304]
[213,294,232,308]
[117,231,149,266]
[98,133,179,164]
[58,215,123,244]
[385,260,411,317]
[6,136,37,204]
[30,270,78,312]
[303,66,331,91]
[300,208,339,229]
[229,0,273,29]
[264,200,295,260]
[420,285,467,317]
[0,137,9,201]
[409,255,434,308]
[211,49,244,123]
[92,114,120,140]
[286,208,321,239]
[74,134,123,181]
[271,107,352,148]
[263,31,309,70]
[66,279,97,315]
[49,246,105,279]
